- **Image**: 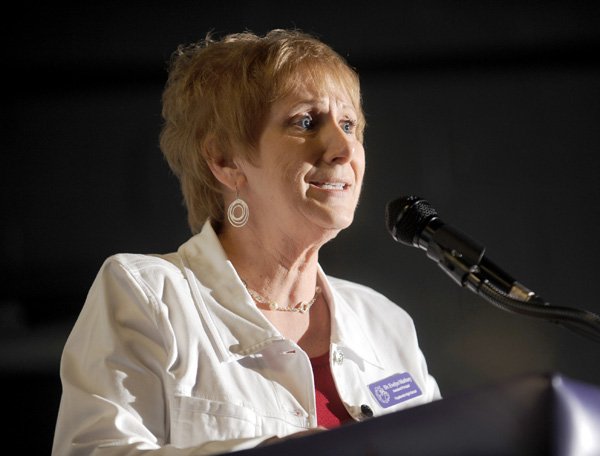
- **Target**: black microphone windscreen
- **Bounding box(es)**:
[385,195,438,246]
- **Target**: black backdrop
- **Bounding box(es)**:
[3,1,600,453]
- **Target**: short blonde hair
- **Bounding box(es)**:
[159,29,365,233]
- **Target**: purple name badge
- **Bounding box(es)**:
[368,372,422,408]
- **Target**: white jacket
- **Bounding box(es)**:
[52,221,441,455]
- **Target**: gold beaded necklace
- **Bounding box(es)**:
[242,280,321,314]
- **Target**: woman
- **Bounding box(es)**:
[52,29,441,455]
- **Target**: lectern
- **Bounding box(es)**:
[234,372,600,456]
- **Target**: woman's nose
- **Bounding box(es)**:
[321,122,356,164]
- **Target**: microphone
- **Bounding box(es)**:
[385,195,536,302]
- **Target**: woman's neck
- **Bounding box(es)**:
[217,222,332,356]
[218,222,324,308]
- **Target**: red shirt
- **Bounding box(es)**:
[310,352,352,428]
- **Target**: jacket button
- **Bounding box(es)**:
[332,349,344,365]
[360,404,373,418]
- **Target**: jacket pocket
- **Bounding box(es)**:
[169,395,260,447]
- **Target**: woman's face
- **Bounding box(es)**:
[239,79,365,242]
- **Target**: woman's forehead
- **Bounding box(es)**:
[273,70,357,109]
[276,88,354,115]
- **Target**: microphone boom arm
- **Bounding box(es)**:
[432,223,600,342]
[427,220,600,343]
[387,195,600,344]
[470,274,600,344]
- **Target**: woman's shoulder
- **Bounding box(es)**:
[97,251,185,283]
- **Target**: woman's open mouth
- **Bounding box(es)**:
[310,181,349,190]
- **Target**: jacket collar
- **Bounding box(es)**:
[177,220,382,368]
[319,266,383,369]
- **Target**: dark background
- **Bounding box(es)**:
[3,1,600,453]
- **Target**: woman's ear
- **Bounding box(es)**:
[204,137,247,192]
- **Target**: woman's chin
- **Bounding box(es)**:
[311,211,355,235]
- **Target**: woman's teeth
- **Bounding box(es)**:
[317,183,345,190]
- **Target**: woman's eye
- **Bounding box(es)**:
[297,115,313,130]
[342,120,356,134]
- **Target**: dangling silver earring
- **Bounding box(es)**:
[227,189,249,228]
